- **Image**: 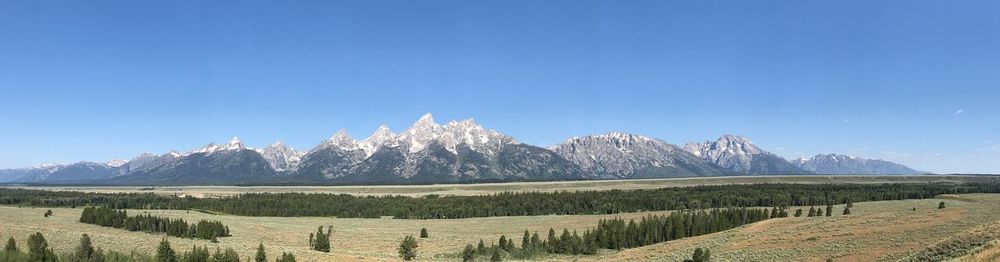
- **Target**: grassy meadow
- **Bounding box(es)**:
[4,193,1000,261]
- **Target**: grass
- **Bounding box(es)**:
[5,190,1000,261]
[5,175,995,198]
[573,194,1000,262]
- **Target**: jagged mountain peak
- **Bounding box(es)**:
[259,140,304,173]
[360,125,397,157]
[416,112,436,124]
[437,118,516,155]
[400,113,443,153]
[189,137,250,155]
[684,134,806,175]
[552,132,725,178]
[793,153,925,175]
[229,136,243,146]
[327,129,359,150]
[105,159,127,167]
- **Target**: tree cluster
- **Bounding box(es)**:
[461,207,770,260]
[3,182,996,219]
[1,232,288,262]
[309,226,331,252]
[79,206,230,241]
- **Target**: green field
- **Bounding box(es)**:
[3,195,1000,261]
[7,175,995,197]
[5,176,1000,261]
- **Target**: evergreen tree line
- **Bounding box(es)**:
[1,232,292,262]
[2,182,997,219]
[461,207,771,260]
[79,206,231,241]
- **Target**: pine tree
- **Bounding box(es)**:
[490,249,502,262]
[275,252,296,262]
[808,207,817,217]
[213,247,239,262]
[398,235,418,261]
[74,234,96,261]
[825,204,833,217]
[843,206,851,215]
[794,209,803,217]
[817,208,824,217]
[156,238,177,262]
[559,229,572,253]
[939,202,946,209]
[420,228,429,238]
[255,243,267,262]
[477,239,486,254]
[531,231,541,248]
[498,235,508,251]
[462,244,475,262]
[522,230,531,249]
[4,237,15,252]
[312,226,330,252]
[28,232,54,262]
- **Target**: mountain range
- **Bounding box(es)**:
[0,113,928,185]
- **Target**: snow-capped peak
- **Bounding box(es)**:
[359,125,397,157]
[329,129,359,150]
[189,137,249,155]
[260,140,304,173]
[399,113,443,153]
[437,118,516,154]
[105,159,127,167]
[416,112,436,125]
[229,136,242,145]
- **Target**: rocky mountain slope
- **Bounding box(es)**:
[683,135,809,175]
[552,132,728,178]
[0,114,929,185]
[793,154,927,175]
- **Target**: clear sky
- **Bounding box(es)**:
[1,1,998,173]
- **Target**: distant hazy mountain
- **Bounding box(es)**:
[107,137,277,185]
[683,135,809,175]
[14,162,114,182]
[793,154,926,175]
[0,164,63,183]
[2,114,936,185]
[552,132,728,178]
[110,152,179,177]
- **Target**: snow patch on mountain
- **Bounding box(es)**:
[259,141,305,173]
[793,154,926,175]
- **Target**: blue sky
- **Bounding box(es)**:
[1,1,998,173]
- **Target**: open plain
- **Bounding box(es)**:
[6,175,995,197]
[4,183,1000,261]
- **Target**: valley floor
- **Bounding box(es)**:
[6,175,995,197]
[4,194,1000,261]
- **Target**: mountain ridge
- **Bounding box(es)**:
[0,114,926,185]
